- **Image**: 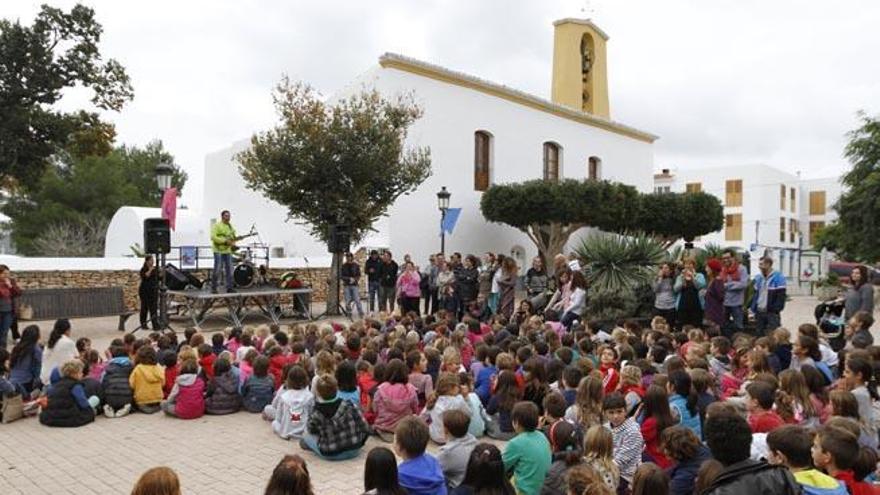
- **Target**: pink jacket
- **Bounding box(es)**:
[169,374,206,420]
[396,272,421,298]
[372,382,419,432]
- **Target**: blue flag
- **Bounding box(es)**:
[441,208,462,235]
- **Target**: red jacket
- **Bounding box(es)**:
[600,364,620,395]
[833,470,880,495]
[163,364,179,398]
[641,416,673,469]
[357,371,378,424]
[269,355,288,389]
[0,281,21,306]
[748,410,785,433]
[199,354,216,380]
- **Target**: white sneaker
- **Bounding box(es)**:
[103,405,114,419]
[116,404,131,418]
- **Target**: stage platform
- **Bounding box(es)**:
[167,286,313,328]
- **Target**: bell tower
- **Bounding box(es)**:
[550,18,610,118]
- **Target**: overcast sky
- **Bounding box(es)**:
[3,0,879,208]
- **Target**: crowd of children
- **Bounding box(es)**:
[2,285,880,495]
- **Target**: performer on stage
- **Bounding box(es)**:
[138,255,159,329]
[211,210,237,293]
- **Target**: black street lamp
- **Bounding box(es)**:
[155,162,174,192]
[153,162,175,331]
[437,186,451,255]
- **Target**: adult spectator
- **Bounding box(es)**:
[524,257,550,311]
[496,257,518,320]
[719,249,749,334]
[844,265,874,322]
[674,257,706,328]
[561,271,587,330]
[421,254,436,315]
[364,250,382,312]
[396,261,422,315]
[455,255,479,319]
[704,258,726,328]
[341,252,364,318]
[751,256,786,335]
[378,251,399,313]
[0,264,22,349]
[701,412,800,495]
[653,262,676,328]
[478,252,496,313]
[40,319,78,385]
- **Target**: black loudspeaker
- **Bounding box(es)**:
[164,263,189,291]
[144,218,171,254]
[327,224,351,253]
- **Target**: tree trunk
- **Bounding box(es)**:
[325,251,342,315]
[526,222,580,271]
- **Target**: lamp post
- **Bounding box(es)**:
[437,186,451,255]
[153,162,175,330]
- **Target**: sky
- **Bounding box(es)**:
[2,0,879,209]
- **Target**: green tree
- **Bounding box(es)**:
[2,141,186,255]
[480,179,641,265]
[635,192,724,246]
[816,112,880,262]
[480,179,722,264]
[237,79,432,314]
[0,4,133,188]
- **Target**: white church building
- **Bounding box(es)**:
[105,19,657,268]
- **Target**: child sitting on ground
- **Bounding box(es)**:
[458,371,487,438]
[160,359,205,419]
[502,401,552,495]
[161,351,178,399]
[301,374,370,460]
[101,344,133,418]
[39,360,98,427]
[394,415,447,495]
[335,360,361,409]
[197,344,216,380]
[766,424,848,495]
[604,392,644,494]
[241,355,275,413]
[421,373,470,444]
[407,350,433,409]
[486,370,522,440]
[372,358,419,443]
[813,424,874,495]
[129,345,165,414]
[746,381,785,433]
[583,424,620,493]
[205,357,241,415]
[437,409,478,489]
[267,365,312,439]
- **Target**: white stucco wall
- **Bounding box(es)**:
[106,58,655,269]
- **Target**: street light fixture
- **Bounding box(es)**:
[155,162,174,191]
[437,186,451,254]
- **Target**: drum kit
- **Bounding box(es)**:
[232,242,267,288]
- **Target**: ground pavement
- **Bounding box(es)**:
[0,296,875,494]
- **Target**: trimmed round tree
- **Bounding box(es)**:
[636,191,724,247]
[479,179,641,265]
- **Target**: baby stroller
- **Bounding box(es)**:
[815,298,846,351]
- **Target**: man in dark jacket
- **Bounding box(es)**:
[702,411,801,495]
[364,250,382,312]
[341,252,364,318]
[377,251,399,313]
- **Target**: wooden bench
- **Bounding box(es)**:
[19,287,136,331]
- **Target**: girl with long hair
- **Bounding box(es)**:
[451,443,515,495]
[40,319,77,385]
[9,324,42,395]
[583,424,620,493]
[264,455,314,495]
[639,385,675,469]
[564,375,604,429]
[801,365,831,423]
[363,447,406,495]
[486,370,521,440]
[541,420,584,495]
[666,370,701,439]
[776,369,818,427]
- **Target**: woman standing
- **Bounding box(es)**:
[436,260,457,314]
[674,257,706,328]
[139,255,159,330]
[40,319,78,385]
[496,257,518,320]
[653,262,677,328]
[703,259,725,328]
[0,264,22,349]
[395,262,421,315]
[455,256,479,319]
[844,265,874,322]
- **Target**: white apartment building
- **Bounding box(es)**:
[654,165,842,279]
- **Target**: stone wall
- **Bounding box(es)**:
[14,267,332,311]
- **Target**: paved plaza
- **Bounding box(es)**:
[0,296,875,495]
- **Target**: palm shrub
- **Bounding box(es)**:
[575,232,667,322]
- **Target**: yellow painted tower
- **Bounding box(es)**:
[551,18,610,118]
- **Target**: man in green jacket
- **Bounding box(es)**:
[211,210,237,293]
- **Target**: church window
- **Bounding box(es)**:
[474,131,492,191]
[588,156,601,180]
[543,142,561,181]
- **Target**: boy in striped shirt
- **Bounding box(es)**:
[604,393,644,494]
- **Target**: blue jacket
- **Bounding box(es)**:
[399,454,448,495]
[475,365,496,405]
[751,270,786,314]
[669,393,702,440]
[668,446,712,495]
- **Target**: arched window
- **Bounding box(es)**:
[543,142,561,181]
[588,156,601,180]
[474,131,492,191]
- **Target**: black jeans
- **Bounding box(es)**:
[139,289,159,329]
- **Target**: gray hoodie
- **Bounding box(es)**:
[436,433,477,488]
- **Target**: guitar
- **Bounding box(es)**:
[223,226,257,251]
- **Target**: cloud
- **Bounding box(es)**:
[3,0,879,207]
